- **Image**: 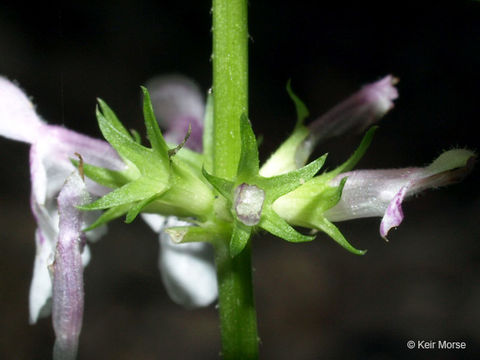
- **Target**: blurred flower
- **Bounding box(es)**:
[261,75,399,177]
[308,75,398,146]
[144,75,218,307]
[142,214,218,307]
[147,75,205,152]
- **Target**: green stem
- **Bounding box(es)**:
[212,0,248,179]
[214,240,259,359]
[212,0,258,358]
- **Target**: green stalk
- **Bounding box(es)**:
[214,240,258,359]
[212,0,259,359]
[212,0,248,179]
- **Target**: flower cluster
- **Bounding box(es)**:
[0,74,474,359]
[0,76,218,359]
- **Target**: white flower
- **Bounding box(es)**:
[0,76,123,323]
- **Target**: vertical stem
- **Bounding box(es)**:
[212,0,248,179]
[214,241,259,360]
[212,0,259,359]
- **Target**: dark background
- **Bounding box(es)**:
[1,1,479,359]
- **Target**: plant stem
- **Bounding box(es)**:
[212,0,248,179]
[212,0,259,359]
[214,240,259,359]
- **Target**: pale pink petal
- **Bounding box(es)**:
[146,75,204,151]
[309,75,398,140]
[29,230,54,324]
[0,77,46,143]
[30,126,125,207]
[52,171,90,360]
[325,149,475,238]
[379,185,408,239]
[296,75,398,166]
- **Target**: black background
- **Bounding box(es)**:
[0,1,479,359]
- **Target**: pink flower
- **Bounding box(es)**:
[325,149,475,239]
[0,75,217,358]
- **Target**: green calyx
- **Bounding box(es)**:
[203,114,326,257]
[259,83,378,255]
[78,88,214,230]
[260,81,310,177]
[272,127,378,255]
[76,81,377,257]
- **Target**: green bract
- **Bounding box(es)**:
[203,114,326,257]
[79,88,214,230]
[272,127,378,256]
[78,86,374,257]
[260,82,310,177]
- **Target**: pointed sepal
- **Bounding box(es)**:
[259,208,314,243]
[286,80,309,128]
[79,176,168,210]
[328,126,378,178]
[312,217,366,255]
[141,86,170,156]
[230,219,252,257]
[237,114,260,180]
[202,167,234,200]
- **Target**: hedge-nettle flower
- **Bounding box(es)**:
[0,76,217,357]
[145,73,473,257]
[0,77,122,324]
[266,75,474,248]
[1,72,474,358]
[260,75,399,178]
[307,75,398,146]
[52,170,90,360]
[323,149,475,239]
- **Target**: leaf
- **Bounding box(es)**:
[237,114,259,180]
[259,154,327,200]
[315,177,348,213]
[96,107,165,175]
[79,176,167,210]
[141,87,169,156]
[83,204,131,231]
[312,217,366,255]
[259,208,314,243]
[202,167,234,200]
[286,80,309,128]
[165,225,228,244]
[125,192,165,223]
[97,98,132,138]
[329,126,377,178]
[230,219,252,257]
[71,158,133,189]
